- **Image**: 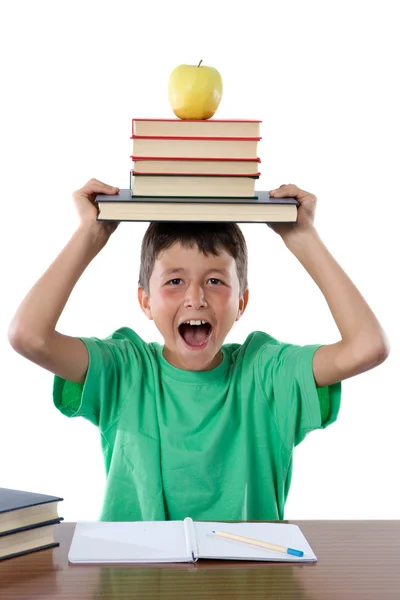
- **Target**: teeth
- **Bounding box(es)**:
[183,320,208,326]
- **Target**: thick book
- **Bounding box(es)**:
[131,156,261,175]
[131,135,261,159]
[130,171,259,198]
[0,487,63,561]
[132,118,261,138]
[68,519,317,564]
[95,189,298,223]
[0,522,61,561]
[0,487,63,535]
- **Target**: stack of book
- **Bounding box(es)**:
[0,487,63,561]
[96,118,298,223]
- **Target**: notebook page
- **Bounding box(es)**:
[193,521,317,562]
[68,521,190,563]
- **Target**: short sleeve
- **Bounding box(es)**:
[52,329,142,430]
[257,342,341,449]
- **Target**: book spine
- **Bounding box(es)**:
[183,517,199,562]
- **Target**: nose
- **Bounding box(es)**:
[183,283,208,309]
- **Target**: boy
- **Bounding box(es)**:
[8,179,389,522]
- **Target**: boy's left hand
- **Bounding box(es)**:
[268,184,317,243]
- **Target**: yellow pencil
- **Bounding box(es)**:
[211,530,304,557]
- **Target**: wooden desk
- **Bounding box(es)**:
[0,521,399,599]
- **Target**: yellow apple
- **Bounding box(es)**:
[168,60,223,120]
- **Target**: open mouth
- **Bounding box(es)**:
[178,320,213,348]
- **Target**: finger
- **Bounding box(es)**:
[83,179,120,195]
[72,183,119,206]
[270,184,297,193]
[270,184,311,199]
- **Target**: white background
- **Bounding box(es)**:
[1,0,399,521]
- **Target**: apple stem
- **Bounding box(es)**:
[198,60,203,67]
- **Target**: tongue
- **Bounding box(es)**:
[181,324,209,346]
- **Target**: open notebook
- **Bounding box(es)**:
[68,519,317,564]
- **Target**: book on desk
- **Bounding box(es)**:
[0,487,63,561]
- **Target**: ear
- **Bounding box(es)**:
[137,286,153,320]
[235,288,249,321]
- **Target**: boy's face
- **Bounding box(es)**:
[138,242,248,371]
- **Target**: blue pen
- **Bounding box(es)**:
[211,530,304,557]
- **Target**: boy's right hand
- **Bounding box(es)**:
[8,178,121,384]
[73,178,120,240]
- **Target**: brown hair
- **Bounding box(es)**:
[138,222,248,295]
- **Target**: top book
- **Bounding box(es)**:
[0,487,63,535]
[132,119,261,138]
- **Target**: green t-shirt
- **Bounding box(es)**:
[53,328,341,522]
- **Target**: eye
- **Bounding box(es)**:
[166,278,183,285]
[208,278,222,285]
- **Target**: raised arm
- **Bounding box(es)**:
[268,184,390,388]
[8,179,120,384]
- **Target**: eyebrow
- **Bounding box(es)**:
[161,267,230,277]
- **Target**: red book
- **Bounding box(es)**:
[130,156,261,176]
[131,135,261,160]
[132,118,262,138]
